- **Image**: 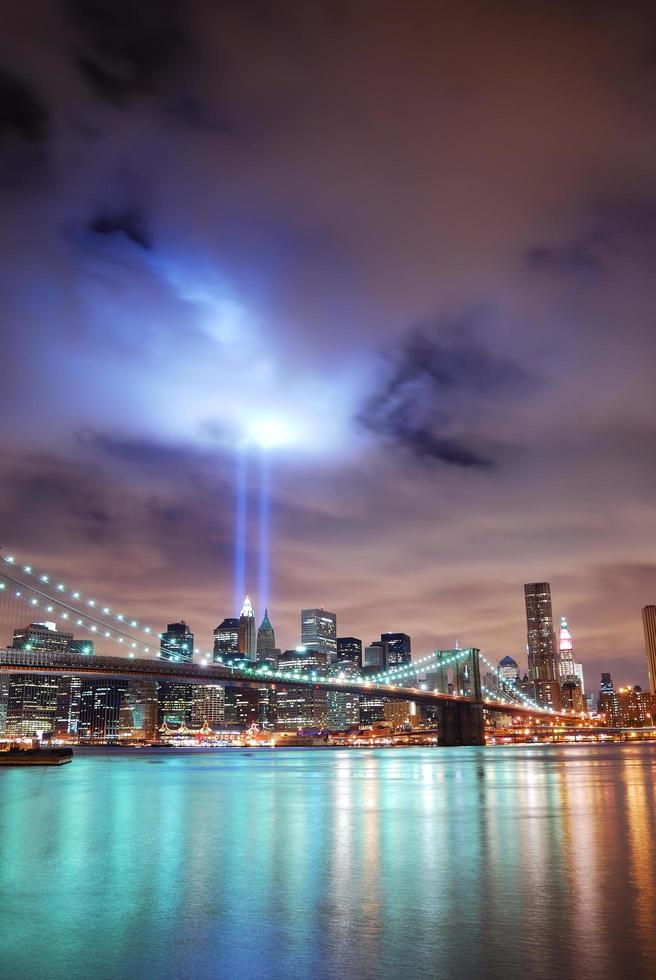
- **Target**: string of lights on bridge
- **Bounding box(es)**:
[479,653,554,714]
[0,553,475,688]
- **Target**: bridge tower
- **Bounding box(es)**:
[428,648,485,746]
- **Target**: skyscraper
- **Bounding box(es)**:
[498,656,519,684]
[158,621,195,727]
[598,672,618,718]
[256,609,276,661]
[301,608,337,661]
[363,641,386,670]
[524,582,560,708]
[558,616,576,680]
[382,632,411,667]
[7,623,73,737]
[238,595,256,660]
[327,659,360,730]
[336,636,362,665]
[642,605,656,693]
[213,617,239,662]
[159,622,194,663]
[276,648,328,729]
[191,685,225,729]
[77,678,128,740]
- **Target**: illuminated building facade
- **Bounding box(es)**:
[118,680,159,740]
[558,617,577,680]
[336,636,362,665]
[363,641,386,670]
[159,621,194,663]
[158,621,195,727]
[213,617,239,662]
[256,609,276,661]
[276,648,328,729]
[382,632,411,667]
[224,686,259,727]
[598,672,618,719]
[238,595,256,660]
[7,623,77,737]
[327,659,360,729]
[524,582,560,709]
[191,684,225,728]
[383,700,415,729]
[642,605,656,693]
[301,608,337,662]
[498,656,519,684]
[602,685,655,727]
[77,678,128,740]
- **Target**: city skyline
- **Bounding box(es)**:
[2,556,651,697]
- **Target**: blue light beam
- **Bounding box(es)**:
[258,448,270,613]
[234,448,247,614]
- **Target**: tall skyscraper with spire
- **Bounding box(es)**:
[558,616,576,680]
[238,595,256,660]
[256,609,276,661]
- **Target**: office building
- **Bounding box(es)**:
[78,678,128,740]
[359,690,387,725]
[363,641,386,670]
[5,670,60,737]
[383,700,416,729]
[327,659,360,729]
[159,621,194,663]
[213,617,239,662]
[561,681,585,713]
[603,685,655,727]
[336,636,362,665]
[55,675,82,737]
[642,605,656,693]
[0,676,9,736]
[7,623,73,737]
[13,621,73,654]
[191,684,225,729]
[382,632,411,667]
[118,680,159,740]
[558,616,577,680]
[498,656,519,684]
[301,608,337,661]
[256,609,276,661]
[276,647,328,729]
[598,673,619,719]
[238,595,256,660]
[69,639,95,656]
[224,686,259,727]
[524,582,560,709]
[158,621,195,727]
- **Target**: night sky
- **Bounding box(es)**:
[2,1,656,687]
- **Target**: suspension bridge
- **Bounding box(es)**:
[0,551,582,745]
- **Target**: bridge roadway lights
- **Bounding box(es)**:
[435,701,486,747]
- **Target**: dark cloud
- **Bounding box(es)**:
[65,0,191,103]
[0,67,48,143]
[0,66,49,186]
[359,318,532,468]
[89,208,152,249]
[527,196,656,276]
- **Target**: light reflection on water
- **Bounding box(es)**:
[1,744,656,980]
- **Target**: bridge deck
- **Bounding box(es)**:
[0,650,576,721]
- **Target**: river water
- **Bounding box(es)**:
[1,744,656,980]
